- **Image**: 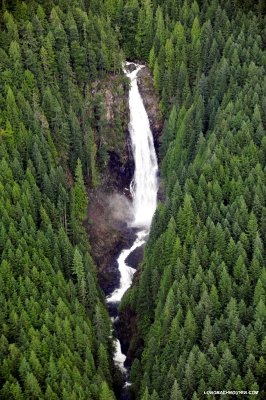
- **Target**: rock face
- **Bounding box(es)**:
[125,63,137,73]
[87,66,163,398]
[87,74,133,294]
[114,308,143,366]
[87,189,137,295]
[124,244,144,270]
[87,66,162,296]
[137,66,163,151]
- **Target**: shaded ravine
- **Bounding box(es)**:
[106,63,159,398]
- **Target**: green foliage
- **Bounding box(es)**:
[0,0,120,398]
[1,0,266,398]
[70,159,88,243]
[120,0,266,399]
[99,381,115,400]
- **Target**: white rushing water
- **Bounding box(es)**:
[128,64,158,228]
[107,230,147,303]
[107,62,158,375]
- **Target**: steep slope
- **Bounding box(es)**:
[0,1,124,398]
[115,1,266,399]
[1,0,266,399]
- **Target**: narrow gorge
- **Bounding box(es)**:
[1,1,265,399]
[105,63,159,398]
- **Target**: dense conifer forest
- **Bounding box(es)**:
[0,0,266,399]
[119,1,266,399]
[0,1,122,398]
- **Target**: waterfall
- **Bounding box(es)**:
[127,64,158,228]
[107,62,158,383]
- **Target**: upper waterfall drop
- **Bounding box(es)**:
[107,62,159,383]
[125,63,159,228]
[107,62,159,304]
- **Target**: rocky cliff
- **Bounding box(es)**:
[87,66,162,295]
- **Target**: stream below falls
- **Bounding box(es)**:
[106,62,159,399]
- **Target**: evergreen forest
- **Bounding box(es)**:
[0,0,266,399]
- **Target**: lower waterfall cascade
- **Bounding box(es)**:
[106,62,159,394]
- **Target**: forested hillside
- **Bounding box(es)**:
[116,0,266,399]
[1,0,266,399]
[0,1,123,398]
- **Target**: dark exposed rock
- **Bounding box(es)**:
[125,63,137,73]
[87,64,161,307]
[85,64,162,400]
[111,67,163,378]
[88,65,161,316]
[85,66,164,400]
[107,148,134,192]
[114,309,144,366]
[107,302,119,319]
[101,227,137,296]
[124,244,144,270]
[87,190,138,295]
[86,72,133,295]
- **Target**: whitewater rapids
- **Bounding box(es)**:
[107,62,158,377]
